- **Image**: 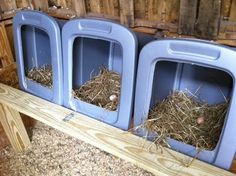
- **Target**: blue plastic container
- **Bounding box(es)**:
[134,39,236,169]
[13,10,63,104]
[62,19,137,130]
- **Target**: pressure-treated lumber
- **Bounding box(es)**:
[0,103,30,152]
[0,84,234,176]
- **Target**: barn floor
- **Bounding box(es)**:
[0,122,153,176]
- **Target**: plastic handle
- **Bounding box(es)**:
[168,41,221,60]
[78,21,112,34]
[21,14,42,24]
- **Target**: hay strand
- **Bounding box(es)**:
[26,64,53,88]
[73,67,121,111]
[143,91,228,151]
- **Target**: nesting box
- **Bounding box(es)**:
[13,10,63,104]
[62,19,137,130]
[134,39,236,169]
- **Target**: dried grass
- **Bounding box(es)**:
[26,64,53,88]
[142,91,228,151]
[73,67,121,111]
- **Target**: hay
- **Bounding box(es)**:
[143,91,228,151]
[73,67,121,111]
[26,64,53,88]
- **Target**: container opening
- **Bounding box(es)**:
[21,25,53,88]
[72,37,123,111]
[147,60,233,151]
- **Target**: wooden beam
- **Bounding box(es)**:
[47,7,76,19]
[0,103,30,152]
[194,0,222,39]
[119,0,134,27]
[0,83,234,176]
[178,0,198,35]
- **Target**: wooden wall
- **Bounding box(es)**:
[0,0,236,44]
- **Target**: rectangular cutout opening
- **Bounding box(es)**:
[147,60,233,151]
[72,37,123,111]
[21,25,53,88]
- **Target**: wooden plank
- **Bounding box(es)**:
[102,0,119,16]
[15,0,30,8]
[0,11,16,21]
[194,0,222,39]
[71,0,86,17]
[146,0,165,22]
[86,12,119,22]
[0,63,18,87]
[230,157,236,173]
[0,0,17,12]
[89,0,102,13]
[57,0,67,8]
[32,0,49,11]
[178,0,198,35]
[229,0,236,21]
[134,0,146,19]
[0,23,14,68]
[165,0,180,24]
[134,18,178,32]
[119,0,134,27]
[0,103,30,152]
[223,0,232,20]
[48,7,76,19]
[3,20,15,60]
[0,113,36,150]
[0,83,234,176]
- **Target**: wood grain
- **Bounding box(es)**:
[0,22,14,68]
[178,0,198,35]
[0,63,18,87]
[229,0,236,21]
[0,0,17,12]
[0,83,234,176]
[119,0,134,27]
[223,0,232,19]
[102,0,119,16]
[3,20,15,59]
[134,0,146,19]
[89,0,102,13]
[71,0,86,17]
[0,103,30,152]
[32,0,49,11]
[194,0,221,39]
[15,0,30,8]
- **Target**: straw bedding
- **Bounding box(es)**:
[143,91,228,151]
[73,67,121,111]
[26,64,53,88]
